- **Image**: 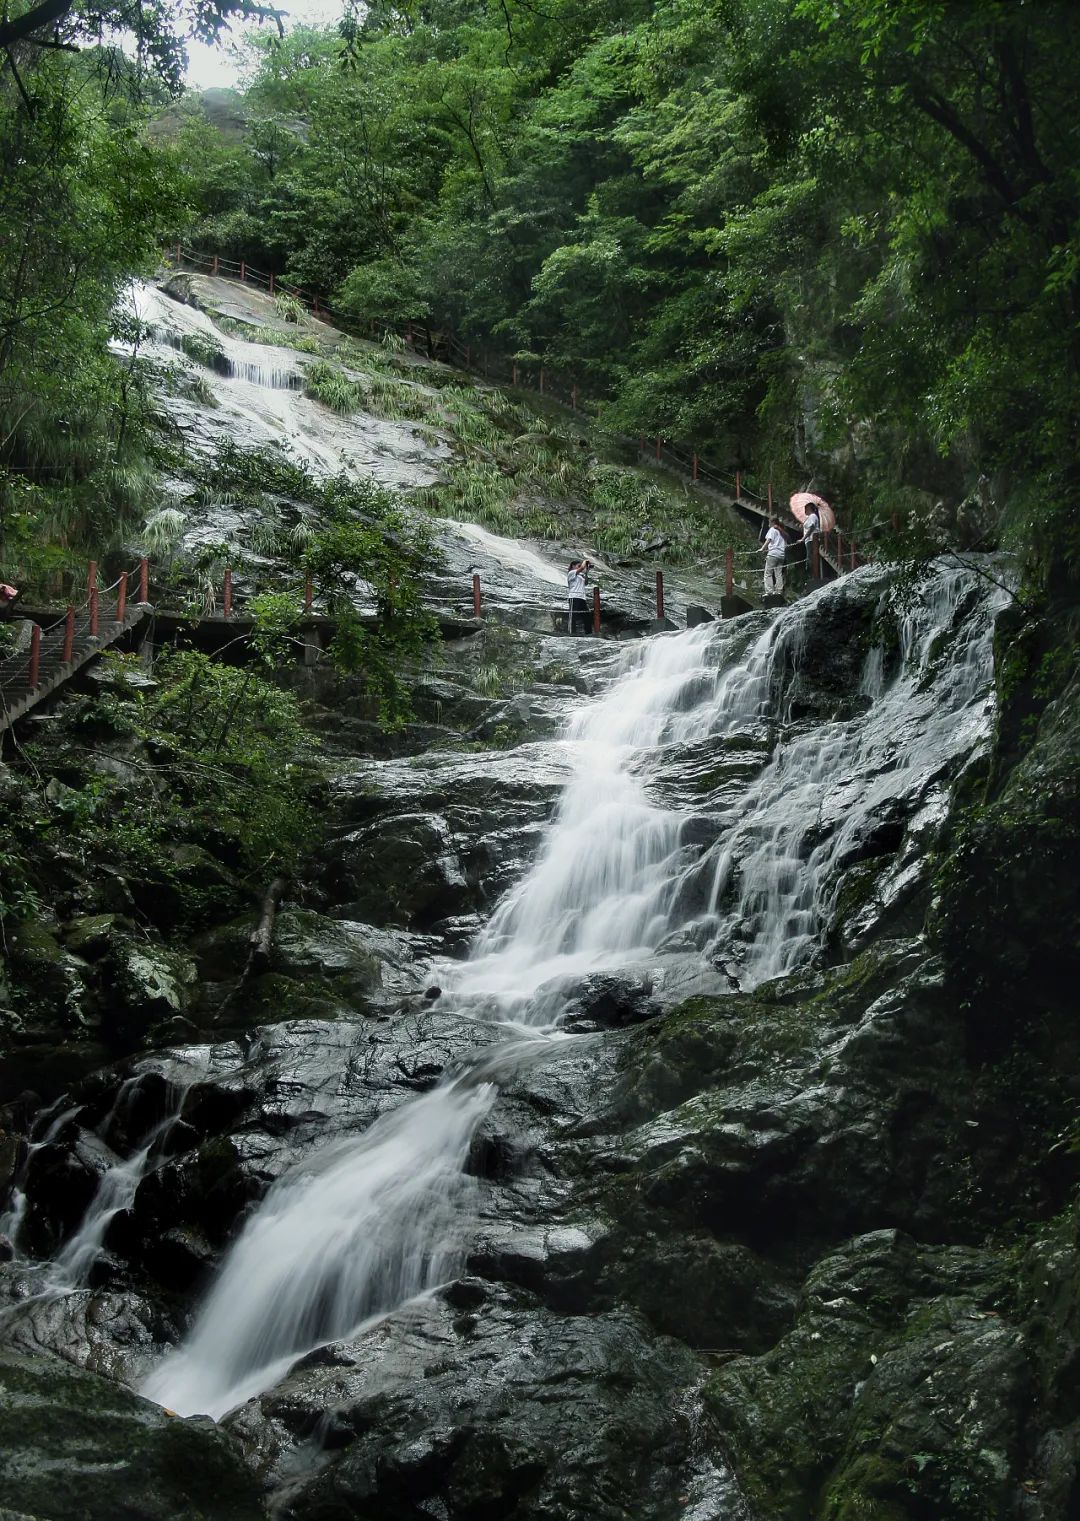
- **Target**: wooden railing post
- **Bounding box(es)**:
[735,471,741,500]
[725,548,734,599]
[655,436,662,462]
[836,532,844,572]
[211,254,219,276]
[87,560,97,598]
[850,540,857,572]
[692,453,699,482]
[592,585,601,635]
[811,539,820,580]
[269,271,275,296]
[29,623,41,690]
[139,557,149,603]
[62,604,75,663]
[304,573,313,612]
[239,261,246,282]
[223,567,232,620]
[116,571,127,623]
[472,572,482,618]
[767,480,773,512]
[655,570,665,621]
[89,588,99,636]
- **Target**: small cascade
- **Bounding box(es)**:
[139,559,1006,1421]
[153,330,301,389]
[46,1073,203,1291]
[226,357,303,390]
[0,1071,204,1318]
[706,563,1007,985]
[141,1077,495,1419]
[119,282,445,487]
[0,1100,82,1252]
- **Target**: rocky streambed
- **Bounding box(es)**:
[2,555,1080,1521]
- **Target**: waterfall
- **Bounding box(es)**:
[706,563,1006,986]
[139,560,1004,1419]
[140,1078,494,1419]
[120,283,445,488]
[140,621,736,1417]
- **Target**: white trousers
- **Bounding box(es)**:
[764,555,785,594]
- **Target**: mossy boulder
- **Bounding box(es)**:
[706,1230,1024,1521]
[0,1350,266,1521]
[937,633,1080,1057]
[6,919,91,1034]
[268,908,382,1001]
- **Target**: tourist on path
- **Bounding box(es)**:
[801,507,820,576]
[758,520,787,595]
[567,558,591,634]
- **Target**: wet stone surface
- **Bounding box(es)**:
[3,559,1073,1521]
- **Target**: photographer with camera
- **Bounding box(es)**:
[566,557,592,635]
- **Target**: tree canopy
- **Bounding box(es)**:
[164,0,1080,579]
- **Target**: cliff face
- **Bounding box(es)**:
[1,288,1078,1521]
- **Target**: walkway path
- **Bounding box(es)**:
[0,604,150,739]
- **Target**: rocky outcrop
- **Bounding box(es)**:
[225,1283,737,1521]
[0,1350,266,1521]
[2,561,1078,1521]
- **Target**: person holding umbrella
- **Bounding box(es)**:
[801,506,820,573]
[790,492,835,579]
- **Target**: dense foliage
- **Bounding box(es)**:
[0,47,185,574]
[169,0,1080,576]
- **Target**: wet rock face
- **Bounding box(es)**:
[225,1284,737,1521]
[0,1350,266,1521]
[319,812,473,929]
[3,561,1073,1521]
[705,1229,1036,1521]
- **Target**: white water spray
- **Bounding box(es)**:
[141,1077,494,1418]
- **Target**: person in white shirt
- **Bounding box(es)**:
[758,518,787,594]
[566,558,591,634]
[801,508,820,576]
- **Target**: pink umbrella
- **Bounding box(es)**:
[790,492,835,533]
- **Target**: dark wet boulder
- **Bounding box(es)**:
[562,970,661,1030]
[0,1349,266,1521]
[225,1284,739,1521]
[705,1230,1027,1521]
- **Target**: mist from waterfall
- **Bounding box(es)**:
[139,560,1005,1419]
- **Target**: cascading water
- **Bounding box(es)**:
[0,1068,204,1318]
[705,562,1007,985]
[121,283,446,488]
[139,560,1006,1420]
